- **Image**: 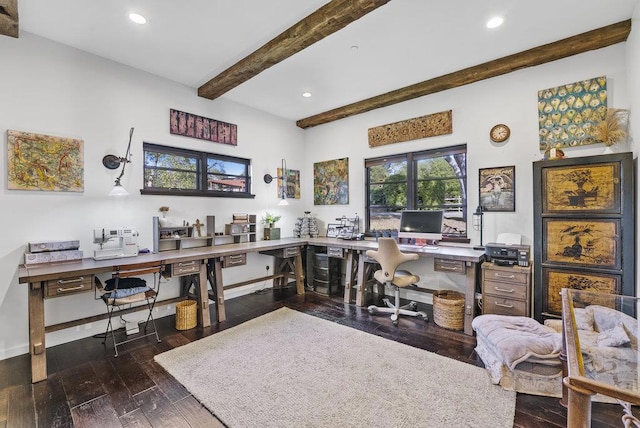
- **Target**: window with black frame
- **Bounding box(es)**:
[142,143,253,198]
[365,144,467,241]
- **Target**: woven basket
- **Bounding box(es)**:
[175,300,197,330]
[433,290,464,331]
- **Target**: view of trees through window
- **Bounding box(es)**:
[366,145,467,239]
[142,143,252,197]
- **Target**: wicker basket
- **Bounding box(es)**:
[433,290,464,331]
[175,300,197,330]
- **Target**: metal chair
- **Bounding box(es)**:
[95,260,165,356]
[366,238,427,325]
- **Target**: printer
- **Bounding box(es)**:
[485,242,530,267]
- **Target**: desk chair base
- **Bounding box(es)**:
[368,285,428,326]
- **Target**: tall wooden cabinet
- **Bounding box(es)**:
[532,152,635,322]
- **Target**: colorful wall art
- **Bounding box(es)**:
[277,167,300,199]
[538,76,607,150]
[7,130,84,192]
[313,158,349,205]
[170,108,237,146]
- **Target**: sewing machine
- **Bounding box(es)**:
[93,227,139,260]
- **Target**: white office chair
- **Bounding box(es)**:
[366,238,428,325]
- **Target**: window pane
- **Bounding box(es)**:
[369,207,403,232]
[145,169,198,190]
[207,174,247,192]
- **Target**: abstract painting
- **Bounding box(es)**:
[170,108,237,146]
[278,167,300,199]
[314,158,349,205]
[7,130,84,192]
[538,76,607,150]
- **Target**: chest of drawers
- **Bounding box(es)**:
[481,262,531,316]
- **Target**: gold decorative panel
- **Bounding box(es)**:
[368,110,452,147]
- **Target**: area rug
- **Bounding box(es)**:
[155,307,515,427]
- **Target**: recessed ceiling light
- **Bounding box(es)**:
[302,92,312,98]
[129,13,147,25]
[486,16,504,29]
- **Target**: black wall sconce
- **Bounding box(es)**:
[103,127,134,196]
[263,158,289,206]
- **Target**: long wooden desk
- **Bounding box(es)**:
[18,238,307,383]
[18,237,482,383]
[307,238,485,335]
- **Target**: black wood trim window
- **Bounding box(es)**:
[365,144,468,241]
[141,143,254,198]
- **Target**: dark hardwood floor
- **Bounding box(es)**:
[0,286,627,427]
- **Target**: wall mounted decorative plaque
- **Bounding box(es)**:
[368,110,452,147]
[170,108,237,146]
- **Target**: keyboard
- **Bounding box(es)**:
[397,244,440,252]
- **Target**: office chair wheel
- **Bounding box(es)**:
[391,313,399,326]
[367,305,378,315]
[417,311,428,322]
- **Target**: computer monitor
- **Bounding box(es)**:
[398,210,444,243]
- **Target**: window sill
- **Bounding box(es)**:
[140,189,256,198]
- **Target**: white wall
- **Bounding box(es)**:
[628,5,640,299]
[303,44,631,299]
[0,33,306,359]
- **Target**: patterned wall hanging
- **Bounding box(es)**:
[278,167,300,199]
[7,130,84,192]
[170,108,237,146]
[538,76,607,150]
[313,158,349,205]
[368,110,452,147]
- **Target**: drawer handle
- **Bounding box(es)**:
[494,302,514,309]
[177,268,196,273]
[57,277,84,284]
[439,266,460,271]
[57,285,85,293]
[494,273,516,279]
[493,286,515,293]
[178,261,196,267]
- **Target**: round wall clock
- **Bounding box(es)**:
[490,124,510,143]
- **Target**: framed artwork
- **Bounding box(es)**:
[538,76,607,150]
[278,167,301,199]
[542,218,620,269]
[541,162,620,213]
[478,165,515,211]
[326,224,340,238]
[170,108,237,146]
[542,268,620,316]
[7,130,84,192]
[313,158,349,205]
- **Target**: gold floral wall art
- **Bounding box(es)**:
[7,130,84,192]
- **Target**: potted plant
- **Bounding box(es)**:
[262,212,281,240]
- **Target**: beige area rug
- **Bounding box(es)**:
[155,307,516,428]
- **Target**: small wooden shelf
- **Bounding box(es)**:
[153,215,215,253]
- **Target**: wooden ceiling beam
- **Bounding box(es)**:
[0,0,18,38]
[198,0,391,100]
[297,19,631,129]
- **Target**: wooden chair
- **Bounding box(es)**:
[95,260,165,356]
[365,238,428,325]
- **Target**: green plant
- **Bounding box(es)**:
[262,212,281,226]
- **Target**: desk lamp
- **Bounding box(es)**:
[472,205,485,250]
[103,127,134,196]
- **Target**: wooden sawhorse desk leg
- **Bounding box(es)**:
[208,258,226,323]
[463,261,477,336]
[29,281,47,383]
[196,260,211,328]
[343,251,355,304]
[294,253,305,295]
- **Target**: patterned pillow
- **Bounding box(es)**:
[597,323,631,347]
[574,308,594,331]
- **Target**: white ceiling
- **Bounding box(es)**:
[18,0,639,122]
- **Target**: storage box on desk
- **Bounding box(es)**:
[28,240,80,253]
[24,249,83,265]
[433,290,464,331]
